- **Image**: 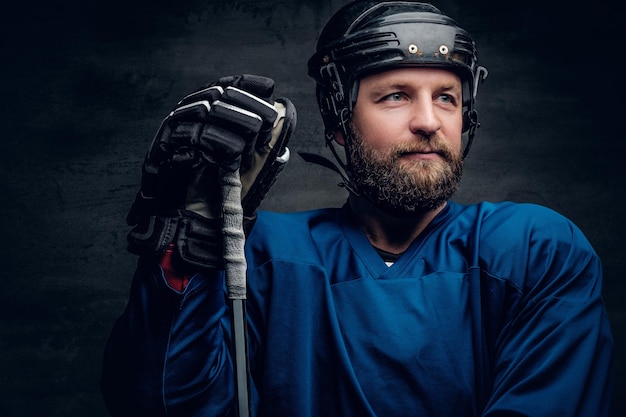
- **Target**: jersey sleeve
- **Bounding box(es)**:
[481,205,614,416]
[100,258,236,417]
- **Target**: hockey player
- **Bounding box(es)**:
[101,2,614,416]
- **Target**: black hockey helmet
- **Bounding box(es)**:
[307,1,488,159]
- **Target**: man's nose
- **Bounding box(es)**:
[408,99,441,137]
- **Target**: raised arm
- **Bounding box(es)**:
[101,75,295,416]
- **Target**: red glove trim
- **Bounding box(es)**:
[160,244,191,291]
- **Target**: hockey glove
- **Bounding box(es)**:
[126,74,295,271]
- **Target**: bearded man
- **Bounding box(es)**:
[102,2,614,417]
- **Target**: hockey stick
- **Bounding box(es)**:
[220,167,251,417]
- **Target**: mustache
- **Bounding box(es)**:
[390,136,457,160]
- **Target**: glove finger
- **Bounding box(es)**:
[218,74,275,101]
[137,119,199,214]
[197,124,248,171]
[209,100,264,137]
[169,99,213,124]
[168,122,201,165]
[136,117,176,203]
[222,86,278,126]
[222,87,278,149]
[206,101,263,169]
[176,85,223,108]
[217,75,279,149]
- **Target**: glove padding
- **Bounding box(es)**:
[126,74,295,271]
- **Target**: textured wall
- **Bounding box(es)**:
[1,1,623,415]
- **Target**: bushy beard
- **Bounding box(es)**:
[346,125,463,217]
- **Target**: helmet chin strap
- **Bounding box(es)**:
[298,140,360,196]
[462,108,480,159]
[298,107,362,196]
[327,116,362,196]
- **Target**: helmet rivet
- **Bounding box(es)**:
[439,45,449,55]
[408,44,419,54]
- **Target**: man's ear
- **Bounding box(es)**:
[333,130,346,146]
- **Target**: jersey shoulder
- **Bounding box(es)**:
[469,201,586,246]
[457,201,599,295]
[246,208,343,265]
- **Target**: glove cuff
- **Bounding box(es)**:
[176,214,224,270]
[127,211,224,271]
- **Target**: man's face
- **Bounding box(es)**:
[344,67,465,216]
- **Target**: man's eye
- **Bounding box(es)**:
[437,94,457,105]
[384,92,404,102]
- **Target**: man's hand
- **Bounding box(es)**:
[125,74,295,271]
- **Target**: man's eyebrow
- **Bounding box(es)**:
[365,82,410,96]
[367,82,462,95]
[439,84,463,97]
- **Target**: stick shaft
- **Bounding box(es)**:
[231,299,250,417]
[221,168,250,417]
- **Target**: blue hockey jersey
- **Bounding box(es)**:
[101,201,613,416]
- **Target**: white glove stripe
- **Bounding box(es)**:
[212,100,263,122]
[225,86,277,113]
[177,85,224,105]
[169,100,212,117]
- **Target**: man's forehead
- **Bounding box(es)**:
[361,67,462,87]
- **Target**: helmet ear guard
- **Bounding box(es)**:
[462,64,489,157]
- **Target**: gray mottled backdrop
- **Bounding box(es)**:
[1,1,623,416]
